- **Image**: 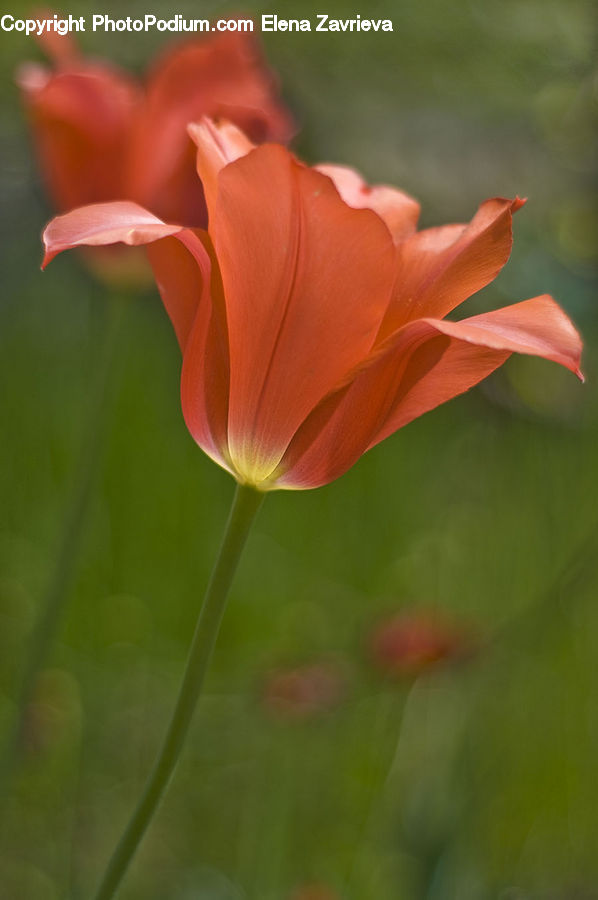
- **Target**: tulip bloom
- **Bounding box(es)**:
[42,120,583,491]
[18,26,293,226]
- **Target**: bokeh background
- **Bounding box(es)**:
[1,0,597,897]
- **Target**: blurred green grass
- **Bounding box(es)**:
[1,0,597,897]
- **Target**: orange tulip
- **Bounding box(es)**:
[18,23,293,225]
[42,120,583,490]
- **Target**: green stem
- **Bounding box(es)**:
[0,294,125,797]
[93,483,265,900]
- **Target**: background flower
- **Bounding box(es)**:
[17,19,293,225]
[368,610,476,678]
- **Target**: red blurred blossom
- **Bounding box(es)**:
[262,661,346,721]
[369,611,476,678]
[42,119,583,489]
[289,887,341,900]
[17,17,293,227]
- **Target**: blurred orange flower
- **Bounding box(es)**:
[42,119,583,489]
[369,611,476,678]
[18,21,293,225]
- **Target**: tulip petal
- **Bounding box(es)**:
[18,64,140,211]
[145,230,212,351]
[42,200,230,466]
[126,31,293,226]
[275,295,582,489]
[42,201,183,262]
[42,201,211,350]
[188,118,256,215]
[181,235,233,474]
[371,294,583,442]
[32,15,81,67]
[145,30,293,142]
[206,143,396,486]
[379,197,525,337]
[316,163,420,243]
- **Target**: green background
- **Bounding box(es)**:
[1,0,597,897]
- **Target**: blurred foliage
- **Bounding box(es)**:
[1,0,597,897]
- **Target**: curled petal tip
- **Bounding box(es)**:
[187,117,209,142]
[187,116,226,145]
[188,116,255,159]
[189,117,256,216]
[512,196,527,211]
[41,237,54,270]
[16,62,50,93]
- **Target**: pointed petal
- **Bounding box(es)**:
[188,118,256,216]
[31,8,81,67]
[275,295,582,489]
[18,63,140,211]
[369,294,583,446]
[42,201,183,264]
[208,144,396,486]
[42,201,211,350]
[380,197,525,337]
[126,30,293,226]
[316,163,420,243]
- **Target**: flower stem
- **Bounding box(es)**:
[92,483,265,900]
[0,293,125,798]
